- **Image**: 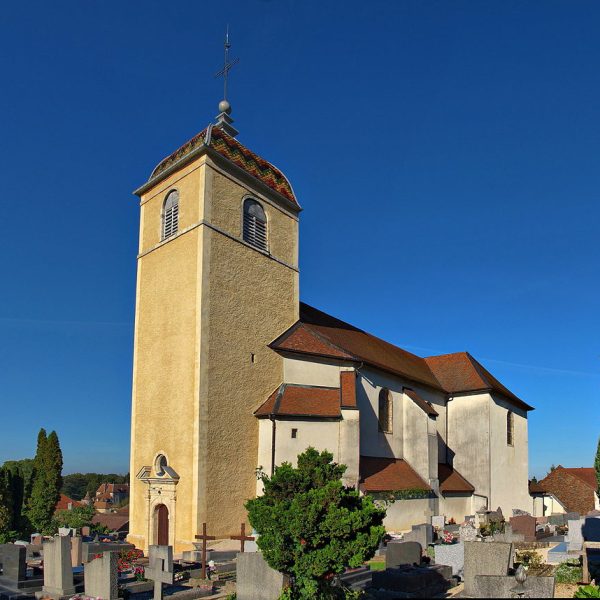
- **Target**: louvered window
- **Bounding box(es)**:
[378,388,393,434]
[243,198,267,251]
[162,190,179,240]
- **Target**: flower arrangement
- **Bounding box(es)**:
[133,566,145,581]
[117,548,144,573]
[440,530,456,545]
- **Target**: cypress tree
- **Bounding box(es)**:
[27,429,63,534]
[0,468,14,539]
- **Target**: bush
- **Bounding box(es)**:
[515,549,543,570]
[574,584,600,598]
[246,448,385,599]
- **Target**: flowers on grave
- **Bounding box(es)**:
[117,548,144,573]
[440,530,456,545]
[133,566,145,581]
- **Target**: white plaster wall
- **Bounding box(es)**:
[447,393,491,504]
[440,495,473,524]
[381,498,432,532]
[489,394,531,514]
[403,397,431,485]
[283,356,350,387]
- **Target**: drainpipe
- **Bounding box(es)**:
[269,415,277,476]
[446,395,453,464]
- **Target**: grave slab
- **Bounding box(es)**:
[236,552,288,600]
[39,536,75,600]
[372,564,453,597]
[474,574,555,598]
[403,524,433,549]
[510,515,537,542]
[463,541,513,597]
[386,542,422,568]
[84,551,118,600]
[434,542,464,578]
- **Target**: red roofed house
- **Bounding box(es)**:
[531,466,600,516]
[128,99,535,551]
[55,494,82,513]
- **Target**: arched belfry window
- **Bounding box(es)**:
[507,410,514,446]
[378,388,393,434]
[162,190,179,240]
[243,198,267,251]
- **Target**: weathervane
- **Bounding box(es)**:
[215,25,239,109]
[213,26,240,137]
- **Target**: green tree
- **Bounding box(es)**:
[52,505,96,531]
[595,437,600,496]
[246,448,385,599]
[0,468,14,540]
[27,429,63,534]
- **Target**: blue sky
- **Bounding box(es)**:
[0,0,598,478]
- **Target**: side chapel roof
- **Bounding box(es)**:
[254,384,342,419]
[270,303,532,410]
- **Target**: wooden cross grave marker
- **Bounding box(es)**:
[195,522,215,580]
[230,522,255,553]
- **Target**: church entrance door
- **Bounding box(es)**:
[156,504,169,545]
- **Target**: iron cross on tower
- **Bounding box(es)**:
[215,26,239,106]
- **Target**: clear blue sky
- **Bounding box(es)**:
[0,0,598,478]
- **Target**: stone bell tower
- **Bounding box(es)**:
[128,99,300,552]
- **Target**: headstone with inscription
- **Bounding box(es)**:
[84,551,118,600]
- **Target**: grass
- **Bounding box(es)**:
[555,561,583,584]
[367,561,385,571]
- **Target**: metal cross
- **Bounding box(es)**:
[230,522,255,553]
[214,25,239,102]
[194,522,216,580]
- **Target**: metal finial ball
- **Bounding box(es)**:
[219,99,231,114]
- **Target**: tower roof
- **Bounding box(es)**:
[138,125,299,208]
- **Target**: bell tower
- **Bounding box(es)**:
[128,99,300,552]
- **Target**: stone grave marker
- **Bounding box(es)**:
[386,541,422,568]
[372,564,453,597]
[474,574,555,598]
[81,526,91,537]
[509,515,536,542]
[566,511,581,522]
[403,523,433,548]
[431,515,445,530]
[568,518,585,551]
[145,545,174,600]
[549,513,566,526]
[84,551,118,600]
[434,542,464,578]
[512,508,531,517]
[463,541,513,597]
[40,535,76,599]
[0,544,27,588]
[459,522,478,542]
[70,536,82,567]
[237,552,288,600]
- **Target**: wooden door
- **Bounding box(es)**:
[156,504,169,546]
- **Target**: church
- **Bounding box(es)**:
[127,100,533,553]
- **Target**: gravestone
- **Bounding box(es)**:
[549,513,566,526]
[57,528,76,537]
[567,518,585,551]
[40,535,76,599]
[566,512,581,522]
[474,574,555,598]
[70,536,82,567]
[404,524,433,548]
[82,541,134,563]
[84,551,118,600]
[434,542,464,578]
[459,522,478,542]
[145,545,174,600]
[512,509,531,517]
[463,541,513,597]
[0,544,27,587]
[386,542,422,568]
[237,552,288,600]
[432,515,445,530]
[509,515,537,542]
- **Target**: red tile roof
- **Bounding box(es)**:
[438,463,475,494]
[55,494,82,512]
[561,468,597,490]
[92,512,129,533]
[359,456,431,492]
[404,388,438,417]
[424,352,533,411]
[340,371,357,409]
[529,480,546,494]
[270,304,532,411]
[536,466,597,513]
[254,384,342,418]
[147,126,298,206]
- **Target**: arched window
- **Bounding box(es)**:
[243,198,267,251]
[162,190,179,240]
[378,388,393,434]
[155,454,168,476]
[507,410,514,446]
